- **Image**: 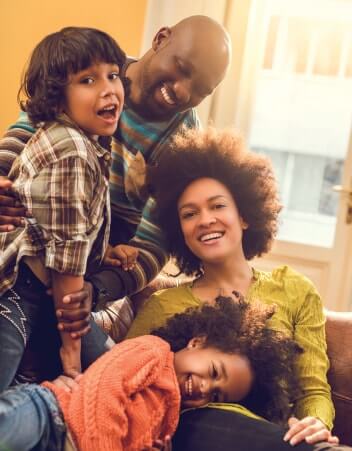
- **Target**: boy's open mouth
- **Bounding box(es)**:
[97,105,118,119]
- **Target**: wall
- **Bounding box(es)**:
[0,0,147,135]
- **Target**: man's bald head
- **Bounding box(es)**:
[127,15,231,121]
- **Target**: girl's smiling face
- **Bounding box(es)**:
[174,337,253,408]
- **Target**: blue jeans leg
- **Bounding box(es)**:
[0,283,40,392]
[0,384,66,451]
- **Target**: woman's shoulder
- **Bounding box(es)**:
[256,265,317,289]
[254,265,320,305]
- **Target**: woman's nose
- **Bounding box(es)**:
[198,210,216,226]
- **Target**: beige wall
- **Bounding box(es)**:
[0,0,147,135]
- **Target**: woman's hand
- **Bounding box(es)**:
[283,416,339,446]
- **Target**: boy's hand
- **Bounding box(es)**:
[53,281,93,339]
[52,374,82,392]
[0,177,27,231]
[103,243,139,271]
[283,416,339,446]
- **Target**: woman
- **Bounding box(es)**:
[127,128,344,449]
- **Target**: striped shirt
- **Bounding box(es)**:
[0,118,111,294]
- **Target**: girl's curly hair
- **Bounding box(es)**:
[147,127,282,276]
[152,296,302,424]
[18,26,128,126]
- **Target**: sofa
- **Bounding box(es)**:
[326,310,352,445]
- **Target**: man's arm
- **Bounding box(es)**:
[61,109,200,310]
[0,112,35,176]
[0,113,35,229]
[86,198,169,306]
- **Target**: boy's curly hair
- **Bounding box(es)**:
[18,26,128,126]
[152,296,302,424]
[147,127,282,276]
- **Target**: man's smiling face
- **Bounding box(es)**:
[130,22,230,121]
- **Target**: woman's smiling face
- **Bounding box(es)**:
[174,337,253,408]
[177,177,248,265]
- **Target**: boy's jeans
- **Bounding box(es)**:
[0,383,66,451]
[0,263,111,392]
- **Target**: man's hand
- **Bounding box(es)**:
[103,243,139,271]
[283,416,339,446]
[0,177,27,231]
[52,281,93,339]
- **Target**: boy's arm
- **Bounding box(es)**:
[51,271,83,377]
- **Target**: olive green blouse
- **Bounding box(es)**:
[127,265,334,429]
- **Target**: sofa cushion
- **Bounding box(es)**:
[325,310,352,445]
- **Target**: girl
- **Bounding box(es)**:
[0,297,301,451]
[0,27,125,390]
[128,128,342,448]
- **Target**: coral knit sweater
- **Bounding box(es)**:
[43,335,181,451]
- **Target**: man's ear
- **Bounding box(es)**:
[152,27,172,51]
[187,336,206,349]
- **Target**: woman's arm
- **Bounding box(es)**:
[292,288,334,427]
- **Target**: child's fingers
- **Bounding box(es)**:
[52,375,79,392]
[124,250,137,269]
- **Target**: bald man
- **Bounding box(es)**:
[0,16,231,365]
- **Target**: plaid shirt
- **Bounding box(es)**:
[0,117,111,294]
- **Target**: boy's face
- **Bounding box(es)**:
[64,62,124,138]
[174,337,253,408]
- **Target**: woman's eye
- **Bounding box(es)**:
[213,204,225,210]
[212,364,218,379]
[181,211,195,219]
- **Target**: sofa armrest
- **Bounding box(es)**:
[325,310,352,445]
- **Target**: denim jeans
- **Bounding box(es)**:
[172,408,352,451]
[0,263,110,392]
[0,383,66,451]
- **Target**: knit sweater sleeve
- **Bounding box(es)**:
[43,336,180,451]
[291,283,334,429]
